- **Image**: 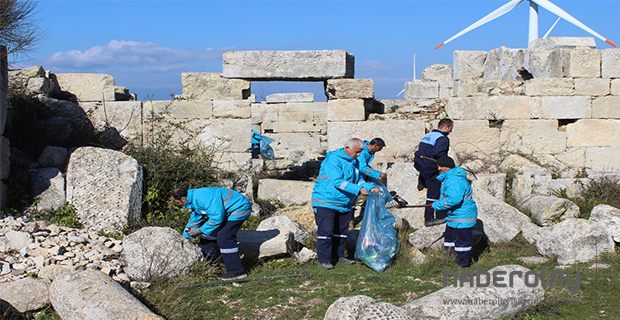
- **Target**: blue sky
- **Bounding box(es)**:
[19,0,620,100]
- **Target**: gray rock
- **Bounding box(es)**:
[54,73,116,102]
[530,37,596,49]
[66,147,142,232]
[472,173,506,201]
[181,72,250,100]
[30,167,66,211]
[257,215,311,246]
[26,77,52,95]
[223,50,354,80]
[38,146,69,169]
[408,225,445,251]
[325,79,374,100]
[8,65,46,92]
[589,263,610,270]
[238,229,296,262]
[409,247,428,266]
[266,93,314,103]
[293,247,317,264]
[4,230,32,251]
[121,227,201,281]
[49,270,163,320]
[453,51,487,80]
[0,278,49,312]
[325,295,414,320]
[484,47,526,81]
[474,189,532,243]
[257,179,313,206]
[520,195,580,227]
[517,256,550,265]
[589,204,620,242]
[403,265,544,319]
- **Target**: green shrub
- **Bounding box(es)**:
[555,176,620,219]
[31,204,82,228]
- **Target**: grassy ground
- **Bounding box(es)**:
[136,234,620,320]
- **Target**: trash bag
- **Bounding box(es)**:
[355,186,400,272]
[259,135,275,160]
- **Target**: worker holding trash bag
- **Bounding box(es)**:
[311,138,378,270]
[358,138,387,181]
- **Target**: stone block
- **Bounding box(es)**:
[266,93,314,103]
[212,99,251,119]
[453,50,487,80]
[257,179,313,205]
[144,99,212,119]
[271,121,322,133]
[222,50,354,80]
[524,78,574,96]
[450,120,500,157]
[327,120,426,159]
[445,97,487,120]
[54,73,115,102]
[586,147,620,171]
[453,79,482,97]
[212,152,251,171]
[592,96,620,119]
[523,48,564,78]
[484,47,526,81]
[602,49,620,78]
[181,72,250,100]
[386,163,425,208]
[404,81,438,100]
[500,120,567,154]
[611,79,620,95]
[269,132,322,159]
[197,119,251,152]
[540,96,591,119]
[79,101,143,141]
[487,96,534,119]
[567,119,620,147]
[575,78,610,96]
[421,64,454,86]
[530,37,596,49]
[327,99,367,121]
[325,79,373,99]
[563,48,601,78]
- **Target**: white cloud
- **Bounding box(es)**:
[358,59,395,72]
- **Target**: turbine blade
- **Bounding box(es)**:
[543,17,561,39]
[436,0,524,48]
[532,0,617,47]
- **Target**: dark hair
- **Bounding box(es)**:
[369,137,386,147]
[172,186,189,201]
[438,118,454,129]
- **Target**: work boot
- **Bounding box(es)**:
[424,218,445,227]
[338,257,356,265]
[219,273,248,281]
[319,262,334,270]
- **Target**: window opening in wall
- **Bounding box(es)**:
[557,119,578,131]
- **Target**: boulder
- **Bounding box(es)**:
[257,179,313,206]
[325,79,374,100]
[4,230,32,251]
[38,146,69,169]
[238,229,296,262]
[26,77,52,95]
[66,147,142,232]
[0,278,49,312]
[49,270,163,320]
[471,173,506,201]
[54,73,116,102]
[535,218,615,265]
[324,295,413,320]
[408,225,445,251]
[474,189,532,243]
[257,215,311,245]
[8,66,46,93]
[453,51,487,80]
[483,47,526,81]
[122,227,202,281]
[589,204,620,242]
[520,195,580,227]
[403,265,545,319]
[30,167,66,212]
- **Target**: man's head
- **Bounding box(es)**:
[436,155,456,173]
[344,138,364,159]
[438,118,454,134]
[172,186,189,207]
[367,137,385,153]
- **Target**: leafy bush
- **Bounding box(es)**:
[555,176,620,219]
[31,204,82,228]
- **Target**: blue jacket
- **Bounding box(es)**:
[312,148,375,213]
[414,130,450,178]
[359,141,382,180]
[251,129,262,145]
[432,167,478,229]
[182,187,252,238]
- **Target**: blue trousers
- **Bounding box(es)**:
[422,173,444,222]
[314,207,353,264]
[444,225,473,267]
[199,219,246,276]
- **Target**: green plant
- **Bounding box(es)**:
[31,204,82,228]
[504,168,518,208]
[97,229,124,240]
[555,176,620,219]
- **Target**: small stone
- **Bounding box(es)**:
[111,244,123,253]
[0,261,11,275]
[19,246,31,257]
[130,281,151,291]
[33,256,45,268]
[53,255,67,261]
[48,225,60,235]
[517,256,550,265]
[114,273,130,283]
[100,267,113,276]
[589,263,610,270]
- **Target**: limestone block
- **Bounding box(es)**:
[212,99,251,119]
[257,179,313,206]
[589,204,620,242]
[327,99,367,121]
[79,101,143,141]
[567,119,620,147]
[181,72,250,100]
[540,96,591,119]
[30,168,65,212]
[238,229,295,262]
[500,120,567,154]
[586,147,620,171]
[450,120,500,156]
[453,79,482,97]
[269,132,322,159]
[222,50,354,80]
[445,97,487,120]
[524,78,574,96]
[602,49,620,78]
[575,78,610,96]
[612,79,620,95]
[212,152,251,171]
[479,80,525,96]
[521,195,580,227]
[563,48,601,78]
[0,278,49,313]
[144,100,213,119]
[54,73,115,102]
[325,78,373,100]
[592,96,620,119]
[453,50,487,80]
[386,163,425,208]
[530,37,596,49]
[484,47,526,81]
[266,93,314,103]
[404,81,438,100]
[421,64,454,86]
[487,96,534,119]
[271,121,322,133]
[327,120,426,159]
[197,119,251,152]
[523,48,564,78]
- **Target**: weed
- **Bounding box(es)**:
[30,204,82,228]
[554,176,620,219]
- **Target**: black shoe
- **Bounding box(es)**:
[424,218,445,227]
[338,257,356,265]
[219,273,248,281]
[319,262,334,270]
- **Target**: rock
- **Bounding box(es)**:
[387,163,426,208]
[0,278,49,312]
[66,147,142,232]
[453,51,487,80]
[484,47,526,81]
[0,261,10,274]
[530,37,596,49]
[324,295,414,320]
[409,247,427,266]
[257,215,311,245]
[510,169,553,203]
[54,73,116,101]
[113,86,132,101]
[293,247,317,264]
[471,173,506,201]
[181,72,250,100]
[540,96,590,119]
[602,49,620,78]
[589,204,620,242]
[266,93,314,103]
[4,231,32,251]
[520,195,580,227]
[121,227,201,281]
[237,229,296,262]
[535,218,615,265]
[404,81,439,100]
[212,99,251,119]
[222,50,354,80]
[589,263,610,270]
[325,79,374,100]
[403,265,544,319]
[49,270,163,320]
[26,77,52,95]
[474,190,532,243]
[517,256,550,265]
[30,167,66,211]
[408,225,444,251]
[257,179,313,206]
[8,65,46,92]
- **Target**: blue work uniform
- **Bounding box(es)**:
[414,129,450,222]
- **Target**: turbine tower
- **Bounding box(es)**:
[435,0,617,49]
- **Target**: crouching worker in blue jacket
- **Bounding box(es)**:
[431,156,478,268]
[311,138,378,270]
[173,186,252,280]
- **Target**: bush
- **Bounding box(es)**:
[31,204,82,228]
[555,176,620,219]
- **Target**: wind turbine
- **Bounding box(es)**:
[435,0,617,49]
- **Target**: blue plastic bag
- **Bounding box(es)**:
[259,135,275,160]
[355,184,400,272]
